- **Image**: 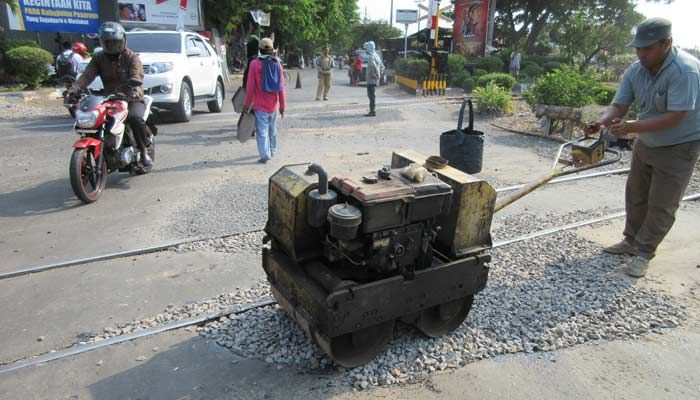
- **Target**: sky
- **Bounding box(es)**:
[356,0,700,49]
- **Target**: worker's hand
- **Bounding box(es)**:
[128,89,140,102]
[610,118,629,137]
[584,121,602,136]
[279,109,285,119]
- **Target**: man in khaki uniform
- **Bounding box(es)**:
[315,47,333,101]
[586,18,700,278]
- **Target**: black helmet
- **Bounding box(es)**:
[98,22,126,55]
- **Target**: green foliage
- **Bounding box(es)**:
[476,73,516,91]
[524,65,600,108]
[450,70,471,88]
[5,46,53,89]
[395,58,430,81]
[350,20,402,49]
[607,53,637,80]
[522,64,544,78]
[462,77,475,93]
[475,55,504,73]
[473,82,514,114]
[473,68,488,77]
[447,54,467,82]
[0,37,39,54]
[594,84,617,106]
[543,61,562,73]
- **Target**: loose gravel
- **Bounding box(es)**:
[0,98,67,121]
[172,230,265,255]
[199,213,687,390]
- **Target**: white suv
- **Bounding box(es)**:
[81,30,225,122]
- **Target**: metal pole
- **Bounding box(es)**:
[390,0,394,26]
[404,24,409,58]
[486,0,497,52]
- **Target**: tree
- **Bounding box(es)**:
[1,0,18,14]
[553,0,645,70]
[349,20,402,50]
[495,0,674,54]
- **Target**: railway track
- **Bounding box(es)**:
[1,191,697,375]
[0,167,631,282]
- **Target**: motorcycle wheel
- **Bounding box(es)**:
[70,148,107,204]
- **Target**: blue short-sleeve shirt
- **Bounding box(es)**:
[613,47,700,147]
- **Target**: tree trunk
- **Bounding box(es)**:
[580,45,603,72]
[525,10,551,54]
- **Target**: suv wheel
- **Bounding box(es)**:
[207,79,224,113]
[174,81,193,122]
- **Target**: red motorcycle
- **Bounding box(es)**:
[69,82,157,203]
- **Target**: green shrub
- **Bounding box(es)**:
[475,55,504,73]
[543,61,562,73]
[462,77,475,93]
[0,37,39,54]
[608,53,637,81]
[473,81,514,114]
[524,65,601,109]
[522,64,544,78]
[594,84,617,106]
[395,58,430,81]
[447,54,467,81]
[476,72,516,91]
[450,70,471,88]
[5,46,53,89]
[473,68,488,77]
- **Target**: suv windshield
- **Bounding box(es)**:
[126,33,181,53]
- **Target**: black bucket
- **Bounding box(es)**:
[439,99,484,174]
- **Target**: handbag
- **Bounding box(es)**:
[237,106,255,143]
[232,86,245,113]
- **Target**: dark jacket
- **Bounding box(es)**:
[77,48,144,101]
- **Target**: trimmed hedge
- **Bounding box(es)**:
[524,65,600,108]
[476,72,516,91]
[522,64,544,78]
[5,46,53,89]
[450,69,471,88]
[473,68,488,77]
[475,55,504,73]
[395,58,430,81]
[594,84,617,106]
[543,61,563,73]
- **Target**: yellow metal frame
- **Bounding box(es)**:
[396,75,419,90]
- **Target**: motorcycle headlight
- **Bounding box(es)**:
[146,62,174,75]
[75,110,98,128]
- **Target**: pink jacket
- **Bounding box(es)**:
[243,58,287,113]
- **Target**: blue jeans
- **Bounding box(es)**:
[254,110,277,160]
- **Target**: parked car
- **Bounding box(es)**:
[348,49,386,86]
[80,30,225,122]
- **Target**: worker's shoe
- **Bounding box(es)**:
[603,239,640,256]
[621,255,651,278]
[364,111,376,117]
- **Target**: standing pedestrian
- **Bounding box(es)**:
[509,50,521,78]
[585,18,700,278]
[364,41,385,117]
[315,46,333,101]
[244,38,287,164]
[353,50,362,87]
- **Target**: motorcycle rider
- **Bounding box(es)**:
[75,22,152,167]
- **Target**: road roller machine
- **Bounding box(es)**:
[262,140,620,367]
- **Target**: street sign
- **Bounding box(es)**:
[250,10,271,27]
[396,9,418,24]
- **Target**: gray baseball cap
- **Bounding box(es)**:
[627,17,672,48]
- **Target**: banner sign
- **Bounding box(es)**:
[250,10,270,27]
[396,9,418,24]
[453,0,490,57]
[119,0,200,28]
[6,0,100,33]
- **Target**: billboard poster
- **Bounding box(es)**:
[453,0,489,57]
[5,0,100,34]
[119,0,200,28]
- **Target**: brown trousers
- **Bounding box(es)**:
[624,139,700,256]
[316,74,331,99]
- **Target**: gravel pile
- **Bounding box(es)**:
[85,282,271,344]
[201,213,687,390]
[167,180,267,238]
[491,208,620,240]
[172,230,265,255]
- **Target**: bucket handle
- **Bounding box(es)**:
[456,98,475,133]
